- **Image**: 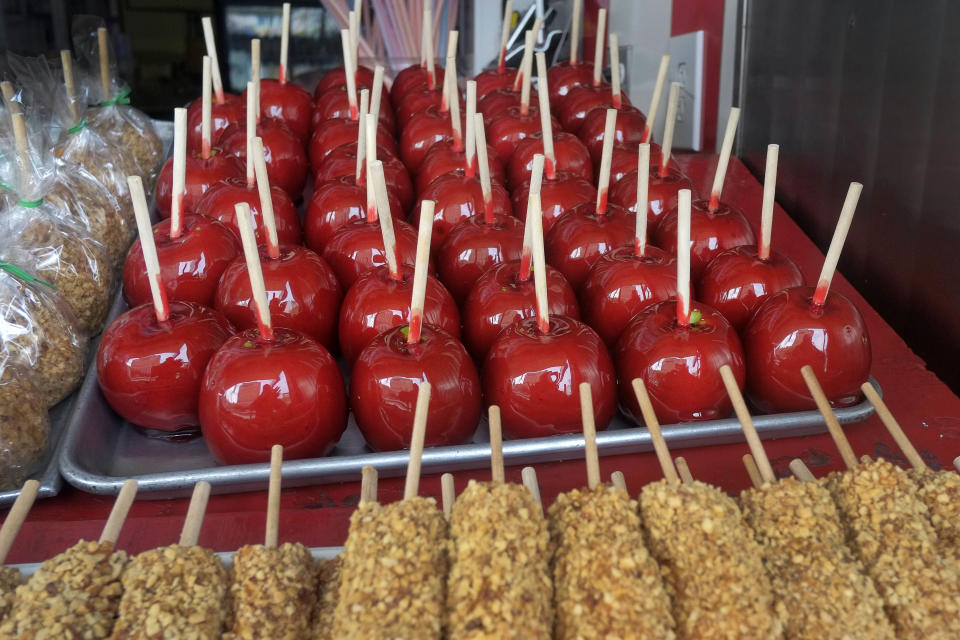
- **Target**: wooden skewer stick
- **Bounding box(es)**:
[340,30,358,119]
[721,364,776,484]
[464,81,477,177]
[634,143,651,257]
[201,17,226,103]
[570,0,582,65]
[579,382,601,490]
[179,481,212,547]
[446,55,463,150]
[642,55,670,143]
[861,382,927,470]
[610,471,627,492]
[631,378,680,485]
[128,176,170,322]
[674,457,694,484]
[742,454,763,489]
[279,3,291,84]
[489,405,505,483]
[954,456,960,474]
[530,190,550,333]
[348,11,359,69]
[595,109,617,216]
[591,9,607,86]
[812,182,863,306]
[512,17,542,92]
[521,466,543,512]
[676,188,693,325]
[659,82,680,177]
[265,444,283,548]
[1,81,17,110]
[359,465,378,505]
[497,0,514,73]
[403,381,432,501]
[0,480,40,564]
[708,107,740,211]
[370,65,385,132]
[99,479,138,545]
[474,114,495,224]
[789,458,817,483]
[354,89,369,185]
[364,112,378,217]
[10,111,33,196]
[251,39,262,124]
[371,159,401,281]
[244,82,256,187]
[441,473,455,519]
[609,33,621,108]
[535,52,556,179]
[170,108,188,240]
[801,365,858,469]
[519,30,536,115]
[424,4,436,90]
[407,199,435,344]
[758,144,779,260]
[201,56,213,159]
[439,32,458,113]
[518,151,545,280]
[97,27,111,102]
[60,50,79,125]
[235,201,274,341]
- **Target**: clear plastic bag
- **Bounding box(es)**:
[53,119,140,216]
[0,384,50,491]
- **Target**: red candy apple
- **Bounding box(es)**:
[487,105,559,164]
[413,171,512,248]
[248,79,314,142]
[321,217,421,288]
[391,64,444,108]
[580,104,646,165]
[555,84,625,134]
[312,84,396,135]
[187,93,245,152]
[544,201,634,290]
[396,86,461,125]
[194,176,302,246]
[475,67,515,99]
[314,64,379,99]
[415,139,505,193]
[608,165,694,229]
[399,102,464,173]
[304,175,403,252]
[654,199,757,281]
[511,172,597,233]
[218,118,308,197]
[547,61,594,106]
[155,149,244,218]
[315,143,413,214]
[437,213,524,305]
[476,88,523,126]
[610,143,665,182]
[309,115,397,168]
[509,132,592,188]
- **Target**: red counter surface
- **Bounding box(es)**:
[6,154,960,563]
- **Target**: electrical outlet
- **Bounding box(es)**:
[666,30,704,151]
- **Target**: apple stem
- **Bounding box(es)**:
[536,53,557,178]
[201,17,226,104]
[403,382,431,501]
[279,3,290,85]
[424,3,436,90]
[519,154,545,281]
[252,137,281,259]
[464,81,477,177]
[676,188,693,326]
[244,82,256,187]
[446,54,463,151]
[660,82,680,178]
[251,39,262,125]
[496,0,513,74]
[519,29,536,116]
[364,113,378,220]
[355,89,369,186]
[570,0,582,65]
[609,33,622,109]
[371,160,401,281]
[169,108,188,240]
[408,200,435,345]
[642,55,670,144]
[579,382,601,489]
[201,56,212,160]
[592,9,607,87]
[758,143,779,261]
[595,108,617,217]
[474,113,495,225]
[128,175,170,323]
[709,106,740,213]
[340,30,358,119]
[635,143,650,257]
[529,191,550,334]
[235,200,274,342]
[812,181,863,307]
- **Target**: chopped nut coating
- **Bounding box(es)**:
[447,481,553,640]
[549,485,675,640]
[909,468,960,555]
[0,567,21,622]
[311,557,341,640]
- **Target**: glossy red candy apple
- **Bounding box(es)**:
[580,245,678,347]
[616,300,745,423]
[547,61,594,106]
[218,118,308,197]
[580,104,646,165]
[484,315,616,438]
[97,301,234,432]
[609,165,695,230]
[436,213,524,304]
[556,84,627,134]
[655,199,756,281]
[304,176,403,252]
[508,132,592,188]
[744,287,871,413]
[511,172,597,233]
[155,149,244,218]
[415,140,506,193]
[215,245,342,350]
[462,260,580,361]
[476,88,523,126]
[311,84,396,135]
[199,327,347,464]
[475,67,515,98]
[315,144,414,214]
[338,264,460,363]
[544,201,635,290]
[351,324,481,450]
[390,64,444,108]
[321,217,421,288]
[487,105,559,164]
[399,103,465,173]
[248,79,314,142]
[187,93,245,151]
[610,143,665,182]
[395,87,461,125]
[314,64,378,99]
[123,214,240,307]
[699,246,804,331]
[194,177,302,246]
[413,171,512,248]
[308,116,397,169]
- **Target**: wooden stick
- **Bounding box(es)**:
[474,114,495,224]
[592,9,607,86]
[280,3,291,84]
[518,151,545,280]
[10,111,32,196]
[370,64,385,129]
[419,1,428,67]
[265,444,282,548]
[251,39,262,124]
[1,81,16,109]
[610,471,627,492]
[954,456,960,473]
[570,0,582,65]
[97,27,111,102]
[441,473,455,519]
[676,188,692,325]
[235,201,273,340]
[359,465,378,505]
[424,3,436,90]
[60,50,79,125]
[489,405,505,483]
[595,108,617,216]
[634,143,651,257]
[708,106,740,211]
[179,481,212,547]
[464,81,477,176]
[170,108,188,239]
[446,56,463,150]
[536,52,556,179]
[520,30,536,115]
[201,17,226,102]
[403,381,432,500]
[801,365,858,469]
[789,458,817,483]
[521,466,543,512]
[371,160,401,280]
[497,0,514,73]
[721,364,776,484]
[340,30,358,119]
[530,191,550,333]
[579,382,601,490]
[758,144,779,260]
[99,479,138,545]
[365,113,377,216]
[128,176,170,323]
[349,11,359,68]
[201,56,213,159]
[355,89,369,185]
[674,457,694,484]
[631,378,680,484]
[446,29,459,60]
[742,454,763,489]
[511,17,542,92]
[861,382,926,470]
[812,182,862,306]
[642,55,670,143]
[660,82,680,177]
[0,480,40,563]
[245,82,256,186]
[609,33,621,108]
[408,199,435,344]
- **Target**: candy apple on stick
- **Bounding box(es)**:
[608,54,670,181]
[483,187,616,438]
[581,143,678,347]
[654,107,755,279]
[252,3,313,141]
[187,17,244,150]
[545,108,634,289]
[547,0,594,105]
[101,176,233,433]
[473,15,543,123]
[350,201,480,451]
[215,137,342,350]
[338,167,459,363]
[699,144,804,330]
[199,201,347,465]
[473,0,517,98]
[394,24,458,125]
[744,182,870,413]
[390,1,443,107]
[615,188,746,424]
[314,6,383,99]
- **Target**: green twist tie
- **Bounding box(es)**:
[0,181,13,192]
[67,118,89,134]
[0,263,56,290]
[100,88,131,107]
[17,199,42,208]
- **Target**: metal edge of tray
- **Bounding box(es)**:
[58,370,880,500]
